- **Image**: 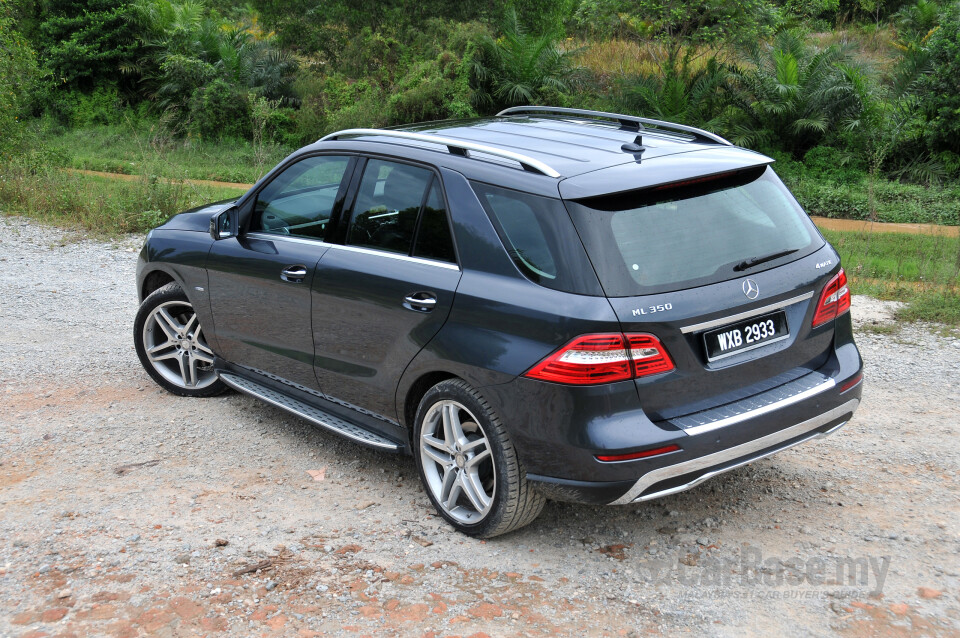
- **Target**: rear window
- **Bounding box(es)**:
[564,166,823,297]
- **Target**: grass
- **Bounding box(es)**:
[0,163,242,236]
[41,122,293,185]
[822,228,960,327]
[575,39,727,88]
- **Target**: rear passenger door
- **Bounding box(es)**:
[312,158,462,421]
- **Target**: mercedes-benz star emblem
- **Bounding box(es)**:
[742,279,760,300]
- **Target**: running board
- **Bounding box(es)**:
[219,372,401,451]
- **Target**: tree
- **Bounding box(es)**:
[0,0,39,156]
[917,1,960,154]
[724,30,860,157]
[471,7,582,112]
[575,0,779,51]
[35,0,142,91]
[617,52,730,128]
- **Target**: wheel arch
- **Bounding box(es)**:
[140,269,177,302]
[401,371,460,436]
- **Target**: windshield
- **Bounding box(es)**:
[564,166,823,297]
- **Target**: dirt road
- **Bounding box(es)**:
[1,217,958,637]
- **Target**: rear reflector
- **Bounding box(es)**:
[596,444,681,462]
[525,333,674,385]
[812,268,851,328]
[839,372,863,393]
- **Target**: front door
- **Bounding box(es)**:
[206,154,354,390]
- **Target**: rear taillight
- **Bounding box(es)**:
[525,333,674,385]
[627,334,675,376]
[812,268,851,328]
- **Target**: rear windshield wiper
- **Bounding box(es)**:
[733,249,798,272]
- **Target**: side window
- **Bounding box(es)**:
[413,181,456,263]
[347,159,433,254]
[253,155,350,239]
[472,183,558,282]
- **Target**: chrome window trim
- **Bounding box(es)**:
[327,243,461,271]
[609,399,858,505]
[680,291,814,334]
[247,232,329,247]
[246,232,461,271]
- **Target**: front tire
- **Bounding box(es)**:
[413,379,545,538]
[134,282,226,397]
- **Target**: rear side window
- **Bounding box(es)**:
[413,181,456,263]
[471,182,602,295]
[564,167,823,297]
[348,159,433,254]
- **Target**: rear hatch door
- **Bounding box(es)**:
[562,161,840,421]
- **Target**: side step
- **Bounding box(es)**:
[219,372,401,451]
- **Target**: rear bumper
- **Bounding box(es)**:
[483,336,863,505]
[615,399,853,504]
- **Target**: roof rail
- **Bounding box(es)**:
[320,128,561,178]
[496,106,733,146]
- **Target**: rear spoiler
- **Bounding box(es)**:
[558,147,774,200]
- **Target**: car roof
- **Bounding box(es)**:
[307,108,773,196]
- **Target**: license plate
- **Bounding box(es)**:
[703,311,788,361]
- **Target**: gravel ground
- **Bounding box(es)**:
[1,215,958,637]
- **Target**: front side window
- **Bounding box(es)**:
[253,155,351,239]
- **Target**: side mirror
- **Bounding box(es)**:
[210,206,239,240]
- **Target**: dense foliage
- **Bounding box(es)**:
[3,0,960,222]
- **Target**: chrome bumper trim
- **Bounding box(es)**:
[610,399,859,505]
[679,377,835,436]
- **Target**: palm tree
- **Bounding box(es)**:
[724,30,860,157]
[471,7,582,112]
[618,49,730,129]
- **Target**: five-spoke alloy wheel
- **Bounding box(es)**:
[414,380,545,537]
[134,283,226,397]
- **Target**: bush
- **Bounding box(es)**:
[40,86,128,128]
[782,168,960,224]
[188,79,250,140]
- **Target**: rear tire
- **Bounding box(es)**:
[413,379,545,538]
[134,283,226,397]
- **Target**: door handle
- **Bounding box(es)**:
[281,265,308,283]
[403,292,437,312]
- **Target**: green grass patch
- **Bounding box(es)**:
[894,291,960,327]
[41,123,292,185]
[823,228,960,326]
[0,164,241,236]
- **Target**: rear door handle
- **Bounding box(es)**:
[281,265,308,283]
[403,292,437,312]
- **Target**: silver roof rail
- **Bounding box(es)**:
[320,128,561,178]
[497,106,733,146]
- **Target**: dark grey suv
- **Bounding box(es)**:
[134,106,863,537]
